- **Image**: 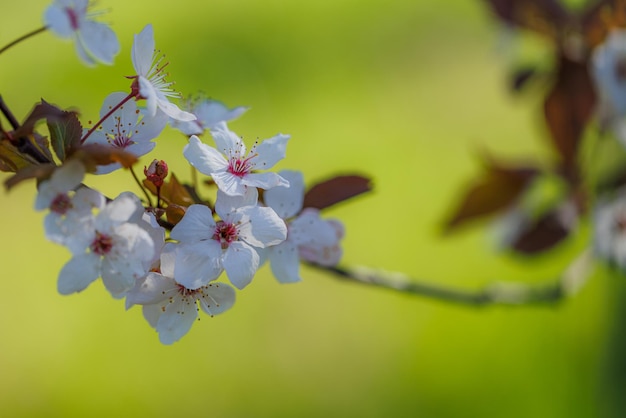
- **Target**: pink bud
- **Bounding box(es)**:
[144,159,168,187]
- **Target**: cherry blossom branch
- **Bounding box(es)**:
[0,95,52,164]
[80,92,135,144]
[129,166,154,207]
[313,249,594,306]
[0,95,20,129]
[0,26,48,56]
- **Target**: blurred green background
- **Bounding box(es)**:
[1,0,625,417]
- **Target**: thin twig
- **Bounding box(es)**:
[81,92,135,144]
[130,166,154,207]
[0,95,20,130]
[312,249,594,307]
[0,95,52,164]
[0,26,47,56]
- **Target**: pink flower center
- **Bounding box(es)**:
[213,221,238,249]
[226,140,258,178]
[227,155,255,177]
[65,7,80,31]
[50,193,72,215]
[91,231,114,255]
[106,115,136,149]
[176,283,199,297]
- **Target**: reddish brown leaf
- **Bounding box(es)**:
[70,144,138,172]
[0,139,39,172]
[14,100,67,139]
[509,209,572,254]
[482,0,568,39]
[166,204,187,225]
[445,161,539,231]
[582,0,626,48]
[303,175,372,210]
[543,55,595,177]
[4,163,56,190]
[9,100,80,165]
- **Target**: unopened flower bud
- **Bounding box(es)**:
[144,159,168,188]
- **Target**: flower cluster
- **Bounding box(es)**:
[0,1,369,345]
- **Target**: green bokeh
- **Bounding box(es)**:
[1,1,624,417]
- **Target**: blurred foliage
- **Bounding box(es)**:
[0,0,625,417]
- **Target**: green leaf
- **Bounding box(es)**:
[47,111,83,162]
[0,139,38,172]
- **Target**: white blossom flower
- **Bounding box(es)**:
[172,98,249,136]
[593,29,626,112]
[183,126,289,196]
[263,170,344,283]
[171,188,287,289]
[85,92,168,174]
[294,209,345,267]
[592,28,626,137]
[593,191,626,270]
[35,159,86,213]
[44,0,120,66]
[126,245,235,345]
[131,24,195,122]
[35,160,105,253]
[57,192,157,298]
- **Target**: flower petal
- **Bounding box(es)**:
[237,206,287,248]
[126,272,175,308]
[196,100,249,130]
[132,109,168,142]
[290,209,340,247]
[183,135,228,175]
[170,204,215,243]
[211,125,244,156]
[263,170,305,219]
[197,282,236,315]
[156,98,196,122]
[142,304,162,329]
[74,35,97,66]
[222,241,259,289]
[241,172,289,191]
[96,192,143,230]
[157,296,198,344]
[57,253,100,295]
[79,20,120,65]
[138,76,158,117]
[214,188,258,219]
[44,4,74,38]
[174,241,224,289]
[132,24,154,76]
[269,241,302,283]
[101,256,145,299]
[212,171,247,196]
[253,133,289,169]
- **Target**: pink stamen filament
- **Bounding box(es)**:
[228,155,256,177]
[213,221,238,249]
[176,284,199,297]
[81,92,136,144]
[109,116,133,148]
